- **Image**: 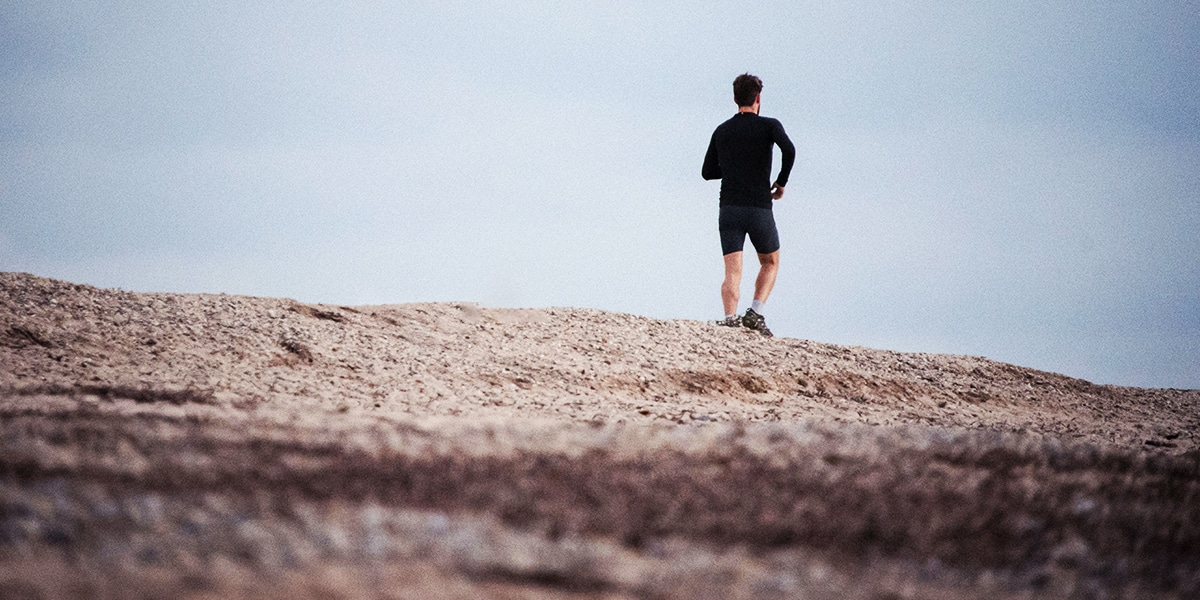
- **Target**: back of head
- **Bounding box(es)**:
[733,73,762,107]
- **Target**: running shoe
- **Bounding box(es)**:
[741,308,773,337]
[716,316,741,327]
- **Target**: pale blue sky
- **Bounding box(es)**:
[3,1,1198,388]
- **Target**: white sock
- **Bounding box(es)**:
[750,299,765,314]
[725,314,737,320]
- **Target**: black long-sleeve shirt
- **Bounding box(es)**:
[702,112,795,209]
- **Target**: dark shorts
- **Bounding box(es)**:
[719,205,780,255]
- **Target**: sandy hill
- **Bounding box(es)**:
[1,272,1198,599]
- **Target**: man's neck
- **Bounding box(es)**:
[738,105,759,115]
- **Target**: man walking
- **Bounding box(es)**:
[702,73,795,337]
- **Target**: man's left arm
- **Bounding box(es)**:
[772,120,796,189]
[770,120,795,200]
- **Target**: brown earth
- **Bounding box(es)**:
[1,272,1198,599]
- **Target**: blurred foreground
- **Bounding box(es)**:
[2,273,1198,598]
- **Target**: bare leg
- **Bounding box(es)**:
[721,251,742,316]
[753,250,779,303]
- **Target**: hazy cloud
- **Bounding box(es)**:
[3,1,1198,387]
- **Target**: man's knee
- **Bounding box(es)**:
[723,252,744,276]
[757,251,780,268]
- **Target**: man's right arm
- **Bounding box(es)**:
[702,132,722,180]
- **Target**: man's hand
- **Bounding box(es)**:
[771,184,785,200]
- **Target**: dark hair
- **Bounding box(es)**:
[733,73,762,107]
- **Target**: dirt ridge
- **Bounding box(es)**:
[2,272,1196,451]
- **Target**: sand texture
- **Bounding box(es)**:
[2,272,1198,599]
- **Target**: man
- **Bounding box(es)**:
[702,73,795,337]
